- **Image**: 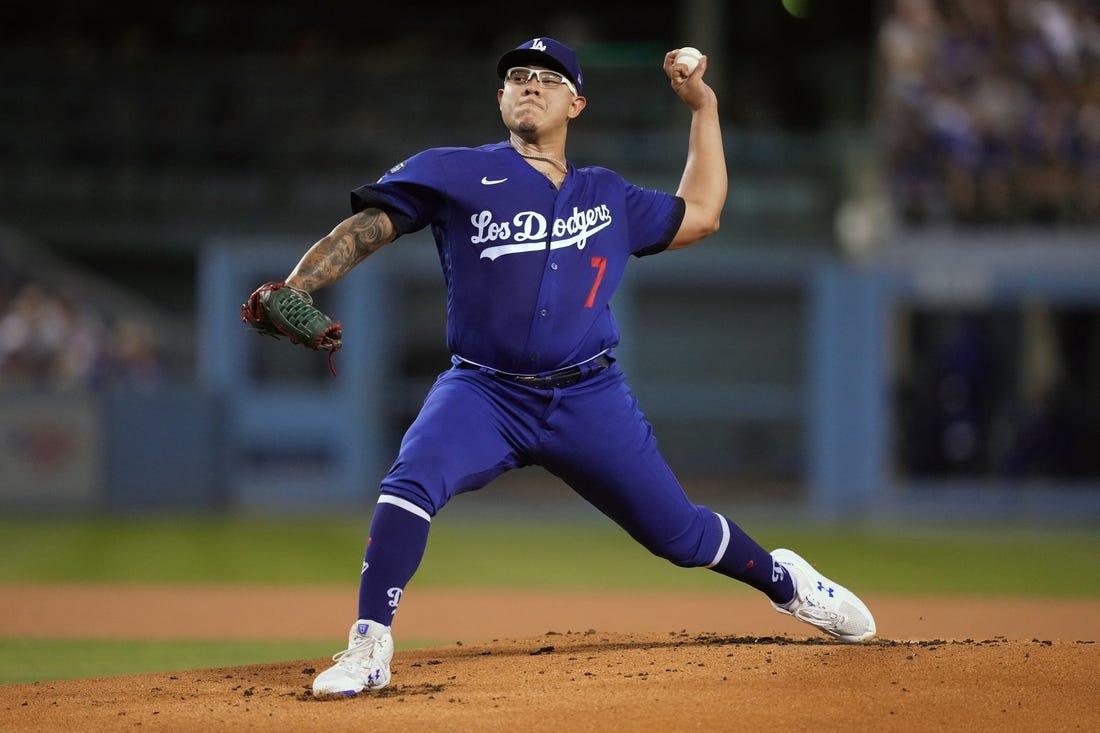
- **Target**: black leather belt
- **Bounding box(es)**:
[456,354,611,389]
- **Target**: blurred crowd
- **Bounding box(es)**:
[0,276,165,391]
[878,0,1100,226]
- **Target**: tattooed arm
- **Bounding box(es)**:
[284,208,397,293]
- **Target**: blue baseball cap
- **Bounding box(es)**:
[497,37,583,95]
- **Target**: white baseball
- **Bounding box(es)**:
[674,46,702,74]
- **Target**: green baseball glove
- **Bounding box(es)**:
[241,281,343,365]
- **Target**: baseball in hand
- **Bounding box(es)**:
[674,47,702,74]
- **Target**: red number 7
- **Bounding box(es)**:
[585,256,607,308]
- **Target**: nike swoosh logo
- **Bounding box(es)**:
[481,176,508,185]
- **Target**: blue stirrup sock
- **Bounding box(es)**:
[706,513,795,605]
[357,495,432,624]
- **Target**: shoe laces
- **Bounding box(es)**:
[332,635,384,672]
[793,593,844,629]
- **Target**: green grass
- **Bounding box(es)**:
[0,516,368,584]
[0,516,1096,597]
[429,522,1100,597]
[0,639,333,685]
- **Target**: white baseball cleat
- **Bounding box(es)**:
[770,548,876,643]
[312,619,394,696]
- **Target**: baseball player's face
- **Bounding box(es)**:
[497,66,585,136]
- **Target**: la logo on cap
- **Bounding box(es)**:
[531,38,547,51]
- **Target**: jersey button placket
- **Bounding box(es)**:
[540,260,556,318]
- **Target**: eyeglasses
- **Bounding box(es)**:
[505,67,578,96]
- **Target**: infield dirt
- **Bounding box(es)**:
[1,585,1097,731]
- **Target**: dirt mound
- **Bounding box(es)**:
[3,631,1096,732]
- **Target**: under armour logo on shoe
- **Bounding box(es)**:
[772,561,786,582]
[817,581,835,597]
[357,623,370,635]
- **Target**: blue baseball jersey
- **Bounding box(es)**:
[350,140,685,375]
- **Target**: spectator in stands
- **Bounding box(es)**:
[0,283,80,385]
[0,279,164,390]
[877,0,1100,226]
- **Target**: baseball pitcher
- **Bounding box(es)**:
[242,37,876,697]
